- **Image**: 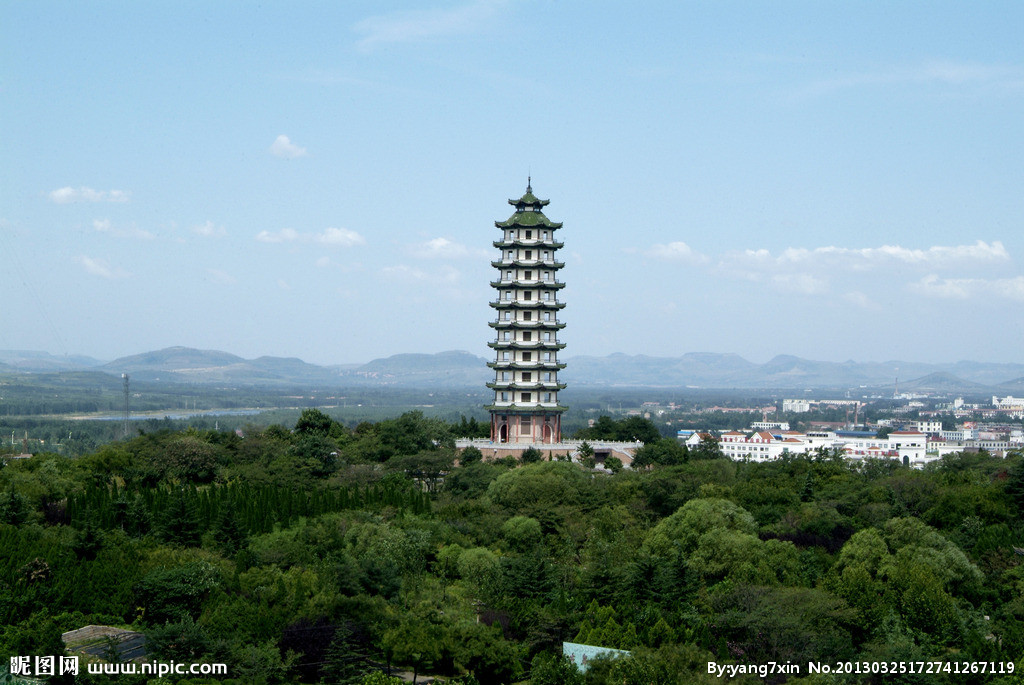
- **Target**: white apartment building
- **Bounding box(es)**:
[716,429,932,466]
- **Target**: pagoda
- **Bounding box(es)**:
[486,181,567,443]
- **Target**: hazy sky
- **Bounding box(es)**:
[3,2,1023,365]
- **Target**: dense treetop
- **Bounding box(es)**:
[0,411,1022,684]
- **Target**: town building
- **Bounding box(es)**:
[486,181,568,443]
[713,427,932,466]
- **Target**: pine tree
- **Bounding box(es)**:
[159,489,202,546]
[213,502,246,554]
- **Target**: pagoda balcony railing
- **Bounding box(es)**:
[487,381,567,391]
[484,402,568,413]
[493,239,564,249]
[490,259,566,269]
[489,279,566,289]
[488,340,566,350]
[487,360,566,370]
[489,320,566,330]
[490,300,565,310]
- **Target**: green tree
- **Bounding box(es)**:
[0,487,30,525]
[213,502,247,554]
[521,446,544,464]
[295,408,335,437]
[459,445,483,465]
[164,434,221,483]
[158,488,202,546]
[382,617,444,684]
[631,439,687,468]
[529,651,584,685]
[502,515,543,551]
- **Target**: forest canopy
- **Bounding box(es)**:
[1,411,1022,684]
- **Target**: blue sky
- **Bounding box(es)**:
[2,1,1022,365]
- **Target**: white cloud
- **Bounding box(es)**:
[729,240,1008,270]
[316,257,331,268]
[354,0,503,50]
[702,239,1015,300]
[206,268,236,285]
[912,274,1024,302]
[49,187,130,204]
[256,227,365,247]
[317,227,365,247]
[256,228,300,243]
[93,218,154,240]
[75,255,129,279]
[382,264,460,284]
[193,221,226,237]
[269,135,308,159]
[770,273,828,295]
[412,236,487,259]
[802,60,1024,97]
[843,291,879,310]
[646,241,709,264]
[277,279,291,290]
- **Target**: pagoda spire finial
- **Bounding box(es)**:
[527,175,532,193]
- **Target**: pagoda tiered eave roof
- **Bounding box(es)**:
[495,213,563,229]
[490,280,566,290]
[487,360,566,370]
[490,259,565,269]
[484,403,568,414]
[493,239,564,249]
[489,320,566,330]
[488,340,567,351]
[490,300,565,310]
[487,381,568,391]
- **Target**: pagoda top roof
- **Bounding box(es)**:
[508,178,549,208]
[496,180,563,228]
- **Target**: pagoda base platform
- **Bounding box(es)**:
[455,438,640,468]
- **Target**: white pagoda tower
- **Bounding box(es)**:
[487,181,567,443]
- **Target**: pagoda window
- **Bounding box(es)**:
[543,271,551,281]
[522,352,532,361]
[543,393,552,402]
[543,251,549,260]
[502,352,510,360]
[543,352,552,361]
[507,251,513,260]
[503,331,510,341]
[524,270,532,280]
[502,371,509,381]
[524,230,532,239]
[542,292,551,300]
[544,332,552,341]
[524,291,532,300]
[544,372,552,381]
[521,393,531,403]
[543,312,551,321]
[501,392,508,401]
[542,231,548,239]
[505,270,512,280]
[520,416,531,427]
[523,311,532,321]
[523,332,532,341]
[522,372,532,382]
[524,250,532,260]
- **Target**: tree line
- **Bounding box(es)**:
[0,410,1022,684]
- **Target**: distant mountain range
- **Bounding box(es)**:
[2,347,1023,394]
